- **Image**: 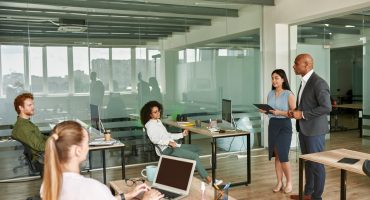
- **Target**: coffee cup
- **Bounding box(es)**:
[141,165,157,182]
[104,130,111,141]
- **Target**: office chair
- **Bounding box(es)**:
[11,137,44,177]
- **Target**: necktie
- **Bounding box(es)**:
[297,82,302,108]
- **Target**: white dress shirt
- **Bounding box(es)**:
[145,119,183,153]
[298,69,314,119]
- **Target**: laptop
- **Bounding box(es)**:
[151,155,196,200]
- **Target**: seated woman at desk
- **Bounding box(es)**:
[141,101,220,185]
[41,120,163,200]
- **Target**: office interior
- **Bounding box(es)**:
[0,0,369,199]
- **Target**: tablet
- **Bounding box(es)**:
[253,104,275,114]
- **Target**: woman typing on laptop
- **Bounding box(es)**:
[41,120,163,200]
[141,101,221,185]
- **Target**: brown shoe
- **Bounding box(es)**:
[290,194,311,200]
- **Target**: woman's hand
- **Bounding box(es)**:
[124,183,150,200]
[182,129,189,136]
[169,141,177,148]
[142,189,164,200]
[269,109,281,116]
[258,109,267,113]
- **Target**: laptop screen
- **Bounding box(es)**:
[155,156,194,191]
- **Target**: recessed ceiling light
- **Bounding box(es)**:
[329,32,332,35]
[324,24,329,27]
[345,25,355,28]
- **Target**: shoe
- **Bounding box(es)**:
[290,194,311,200]
[284,185,292,193]
[272,183,283,193]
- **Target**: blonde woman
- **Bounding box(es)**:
[41,121,163,200]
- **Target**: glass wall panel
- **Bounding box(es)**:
[46,46,68,93]
[112,48,131,92]
[29,47,43,94]
[90,48,109,92]
[1,45,24,97]
[73,47,90,93]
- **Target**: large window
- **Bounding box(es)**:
[29,47,43,93]
[46,46,68,93]
[73,47,90,93]
[90,48,109,91]
[1,45,24,97]
[112,48,131,92]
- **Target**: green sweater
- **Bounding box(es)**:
[12,117,48,160]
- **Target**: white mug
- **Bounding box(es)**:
[141,165,157,182]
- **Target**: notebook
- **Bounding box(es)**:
[151,155,196,200]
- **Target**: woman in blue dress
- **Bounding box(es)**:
[259,69,295,193]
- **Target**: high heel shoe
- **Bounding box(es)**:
[272,183,283,193]
[283,185,292,194]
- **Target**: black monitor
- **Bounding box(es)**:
[222,99,232,123]
[90,104,101,131]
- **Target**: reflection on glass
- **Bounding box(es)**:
[112,48,131,92]
[136,48,147,82]
[73,47,89,93]
[90,48,109,91]
[1,45,24,97]
[148,49,160,79]
[47,46,68,93]
[29,47,43,93]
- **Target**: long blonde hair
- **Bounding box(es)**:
[42,121,84,200]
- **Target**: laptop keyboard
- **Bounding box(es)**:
[152,187,181,199]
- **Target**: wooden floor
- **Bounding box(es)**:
[0,129,369,200]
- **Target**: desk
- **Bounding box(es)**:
[336,103,363,137]
[299,149,370,200]
[89,143,125,184]
[109,177,237,200]
[162,119,250,187]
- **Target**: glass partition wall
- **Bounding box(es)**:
[0,2,263,181]
[292,9,370,140]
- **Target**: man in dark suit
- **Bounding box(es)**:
[289,54,332,200]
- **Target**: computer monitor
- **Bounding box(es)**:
[222,99,232,123]
[90,104,103,132]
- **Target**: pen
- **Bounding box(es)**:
[213,184,220,190]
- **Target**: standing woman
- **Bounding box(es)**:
[260,69,295,193]
[41,121,163,200]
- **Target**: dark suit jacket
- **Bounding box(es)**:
[297,72,332,136]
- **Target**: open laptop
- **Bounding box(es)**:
[151,155,196,200]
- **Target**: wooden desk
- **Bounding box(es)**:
[89,142,125,184]
[336,103,363,137]
[162,119,251,187]
[299,148,370,200]
[109,177,237,200]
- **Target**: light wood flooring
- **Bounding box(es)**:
[0,129,369,200]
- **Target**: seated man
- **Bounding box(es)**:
[12,92,48,163]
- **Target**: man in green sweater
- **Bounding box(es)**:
[12,92,48,162]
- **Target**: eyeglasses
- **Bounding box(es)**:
[151,110,160,114]
[125,178,145,186]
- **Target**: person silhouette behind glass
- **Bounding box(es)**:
[90,72,105,107]
[137,72,150,109]
[149,77,162,104]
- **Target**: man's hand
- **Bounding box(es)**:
[290,110,303,119]
[142,189,164,200]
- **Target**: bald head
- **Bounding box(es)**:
[293,53,314,76]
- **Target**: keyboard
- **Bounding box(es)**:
[152,187,182,199]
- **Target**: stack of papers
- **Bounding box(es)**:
[89,138,116,146]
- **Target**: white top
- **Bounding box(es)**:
[41,172,116,200]
[145,119,183,154]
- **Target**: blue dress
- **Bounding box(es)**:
[267,90,293,162]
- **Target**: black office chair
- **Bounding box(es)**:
[11,137,44,177]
